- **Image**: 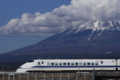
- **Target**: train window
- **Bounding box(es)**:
[59,63,62,66]
[38,62,40,65]
[71,63,74,66]
[42,61,44,64]
[95,62,98,65]
[63,63,66,66]
[75,63,78,65]
[55,63,58,66]
[47,62,50,66]
[91,63,94,65]
[67,63,70,66]
[101,61,103,64]
[79,63,82,65]
[51,63,54,66]
[83,63,86,65]
[87,62,90,65]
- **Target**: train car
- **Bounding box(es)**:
[16,59,116,73]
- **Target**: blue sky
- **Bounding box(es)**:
[0,0,71,54]
[0,0,120,54]
[0,0,70,26]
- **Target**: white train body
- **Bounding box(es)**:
[16,59,119,73]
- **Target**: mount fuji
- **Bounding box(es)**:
[1,20,120,62]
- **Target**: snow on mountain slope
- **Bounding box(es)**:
[61,20,120,41]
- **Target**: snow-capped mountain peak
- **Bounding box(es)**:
[74,20,120,32]
[60,20,120,41]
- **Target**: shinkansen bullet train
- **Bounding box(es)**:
[16,59,120,73]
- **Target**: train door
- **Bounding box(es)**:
[37,61,42,71]
[100,60,116,70]
[99,60,104,70]
[40,61,47,71]
[98,60,110,70]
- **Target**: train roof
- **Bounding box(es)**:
[34,59,116,61]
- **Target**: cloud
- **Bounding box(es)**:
[0,0,120,36]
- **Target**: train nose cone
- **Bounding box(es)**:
[16,69,27,73]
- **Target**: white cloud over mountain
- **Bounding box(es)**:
[0,0,120,36]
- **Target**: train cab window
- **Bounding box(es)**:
[51,63,54,66]
[71,63,74,66]
[101,61,103,64]
[47,62,50,66]
[91,62,94,66]
[63,63,66,66]
[83,63,86,65]
[79,63,82,66]
[55,63,58,66]
[87,62,90,65]
[59,63,62,66]
[38,62,40,65]
[67,63,70,66]
[75,63,78,66]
